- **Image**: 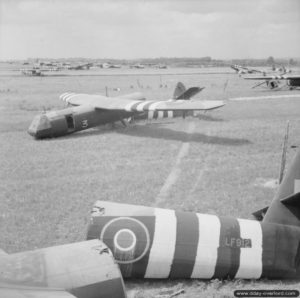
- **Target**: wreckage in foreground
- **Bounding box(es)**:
[88,148,300,280]
[0,240,126,298]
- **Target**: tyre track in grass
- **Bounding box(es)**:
[155,121,196,207]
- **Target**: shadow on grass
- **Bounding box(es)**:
[121,125,250,146]
[195,114,225,122]
[61,123,250,146]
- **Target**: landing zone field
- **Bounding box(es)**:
[1,67,300,297]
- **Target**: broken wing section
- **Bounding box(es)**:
[0,284,75,298]
[0,240,126,298]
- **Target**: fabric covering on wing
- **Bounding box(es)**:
[59,93,225,111]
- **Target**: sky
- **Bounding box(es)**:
[0,0,299,60]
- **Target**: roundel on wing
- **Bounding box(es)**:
[100,217,150,264]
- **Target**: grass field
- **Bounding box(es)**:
[1,67,300,297]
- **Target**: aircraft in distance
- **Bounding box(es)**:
[68,63,93,70]
[156,64,167,69]
[230,64,264,75]
[0,240,126,298]
[20,68,44,76]
[244,74,300,90]
[130,64,145,69]
[101,63,122,69]
[28,86,224,139]
[87,148,300,280]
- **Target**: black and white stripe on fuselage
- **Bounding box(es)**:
[147,110,174,119]
[88,208,300,280]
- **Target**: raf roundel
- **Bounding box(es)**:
[100,217,150,264]
[114,229,137,252]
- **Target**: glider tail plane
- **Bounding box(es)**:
[263,148,300,227]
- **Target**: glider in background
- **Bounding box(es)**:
[20,68,44,76]
[87,148,300,280]
[244,74,300,90]
[28,83,223,139]
[0,240,126,298]
[230,64,264,75]
[68,63,93,70]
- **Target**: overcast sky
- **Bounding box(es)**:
[0,0,299,60]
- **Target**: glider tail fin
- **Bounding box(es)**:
[173,82,186,99]
[263,147,300,227]
[173,82,204,100]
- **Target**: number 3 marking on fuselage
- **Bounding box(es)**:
[82,120,88,128]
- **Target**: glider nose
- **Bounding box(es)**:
[28,114,52,138]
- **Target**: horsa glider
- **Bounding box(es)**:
[87,148,300,280]
[244,74,300,90]
[28,83,222,139]
[0,240,126,298]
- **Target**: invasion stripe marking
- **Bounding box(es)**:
[64,93,81,102]
[64,92,77,98]
[124,101,143,112]
[158,111,164,119]
[191,214,220,278]
[169,212,199,278]
[60,92,69,100]
[129,101,143,111]
[143,101,157,110]
[144,209,177,278]
[148,102,163,111]
[136,101,155,112]
[148,111,154,119]
[235,219,262,279]
[168,111,173,118]
[62,93,74,101]
[213,217,241,279]
[63,95,73,102]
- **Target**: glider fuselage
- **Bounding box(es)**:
[28,105,132,138]
[87,202,300,280]
[27,105,192,139]
[28,86,225,139]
